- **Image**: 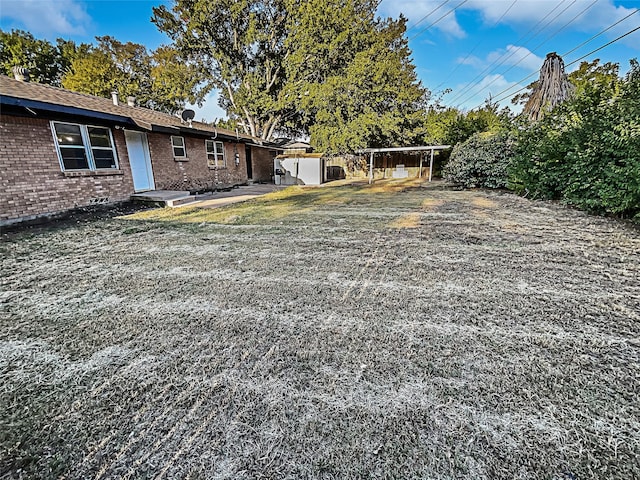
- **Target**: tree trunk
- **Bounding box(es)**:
[524,52,574,121]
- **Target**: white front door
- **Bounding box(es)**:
[125,131,155,192]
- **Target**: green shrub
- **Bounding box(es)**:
[443,131,516,188]
[510,59,640,219]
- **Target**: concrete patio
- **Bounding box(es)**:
[131,184,287,209]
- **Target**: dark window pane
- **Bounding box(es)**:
[173,147,185,157]
[88,127,112,147]
[60,147,89,169]
[93,149,116,169]
[172,136,184,147]
[54,123,83,146]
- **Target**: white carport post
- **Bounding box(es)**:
[368,151,374,184]
[428,148,435,182]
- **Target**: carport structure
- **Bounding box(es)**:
[359,145,451,184]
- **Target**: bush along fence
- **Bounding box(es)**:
[443,59,640,222]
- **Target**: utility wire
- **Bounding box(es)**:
[465,9,639,110]
[433,0,518,92]
[566,24,640,67]
[471,23,640,110]
[406,0,450,32]
[447,0,569,105]
[562,8,638,57]
[408,0,470,41]
[454,0,597,108]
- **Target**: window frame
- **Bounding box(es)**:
[51,121,119,172]
[205,139,226,168]
[171,135,187,159]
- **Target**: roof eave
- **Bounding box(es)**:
[0,95,136,127]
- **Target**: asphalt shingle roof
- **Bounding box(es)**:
[0,75,261,143]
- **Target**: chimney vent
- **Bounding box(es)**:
[126,96,136,107]
[12,66,30,82]
[111,91,119,106]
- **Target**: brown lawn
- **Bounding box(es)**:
[1,179,639,479]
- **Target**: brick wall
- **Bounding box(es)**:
[0,116,135,225]
[250,145,276,183]
[147,133,250,191]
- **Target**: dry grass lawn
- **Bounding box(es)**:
[1,179,639,479]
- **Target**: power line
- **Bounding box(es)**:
[406,0,450,32]
[408,0,470,41]
[447,0,569,105]
[471,23,640,110]
[451,0,576,105]
[433,0,518,92]
[562,8,638,57]
[454,0,597,108]
[465,8,639,110]
[566,24,640,67]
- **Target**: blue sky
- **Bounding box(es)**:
[1,0,639,120]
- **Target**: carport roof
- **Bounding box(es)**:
[358,145,451,153]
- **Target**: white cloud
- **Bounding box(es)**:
[455,45,542,85]
[379,1,639,49]
[0,0,90,36]
[466,0,640,51]
[456,55,482,68]
[487,45,545,72]
[379,0,466,38]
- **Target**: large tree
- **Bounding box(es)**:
[152,0,426,150]
[62,36,205,114]
[288,1,427,152]
[153,0,292,139]
[0,29,89,85]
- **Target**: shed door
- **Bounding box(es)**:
[125,131,155,192]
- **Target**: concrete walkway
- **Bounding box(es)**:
[193,184,287,209]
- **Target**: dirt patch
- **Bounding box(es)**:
[1,180,639,479]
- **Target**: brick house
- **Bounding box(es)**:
[0,75,279,226]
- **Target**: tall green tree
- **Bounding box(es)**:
[152,0,426,149]
[153,0,292,139]
[289,1,427,152]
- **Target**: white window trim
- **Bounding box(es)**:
[206,140,226,168]
[171,136,187,159]
[50,121,119,172]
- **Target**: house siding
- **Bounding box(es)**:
[0,115,135,225]
[147,133,251,191]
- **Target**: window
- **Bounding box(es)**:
[171,136,186,158]
[205,140,225,167]
[51,122,118,171]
